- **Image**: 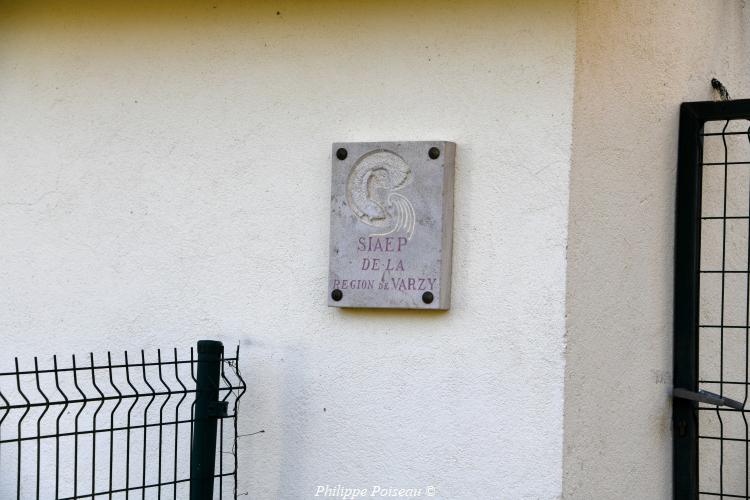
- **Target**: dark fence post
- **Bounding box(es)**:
[190,340,223,500]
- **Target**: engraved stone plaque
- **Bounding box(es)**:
[328,141,455,309]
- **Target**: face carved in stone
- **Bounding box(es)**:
[346,150,416,240]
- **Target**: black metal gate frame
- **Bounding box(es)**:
[674,99,750,499]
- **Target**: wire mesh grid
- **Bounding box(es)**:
[0,343,246,499]
[698,119,750,498]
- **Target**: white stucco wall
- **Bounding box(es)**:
[563,1,750,498]
[0,1,576,498]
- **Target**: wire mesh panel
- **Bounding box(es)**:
[697,119,750,499]
[675,100,750,499]
[0,342,245,499]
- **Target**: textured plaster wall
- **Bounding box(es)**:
[563,1,750,498]
[0,1,576,498]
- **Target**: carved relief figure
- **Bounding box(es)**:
[346,150,416,240]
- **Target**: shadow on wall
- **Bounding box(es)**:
[0,0,562,30]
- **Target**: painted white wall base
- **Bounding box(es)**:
[0,2,575,498]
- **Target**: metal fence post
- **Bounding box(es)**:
[190,340,224,500]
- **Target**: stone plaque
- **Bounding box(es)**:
[328,141,455,309]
